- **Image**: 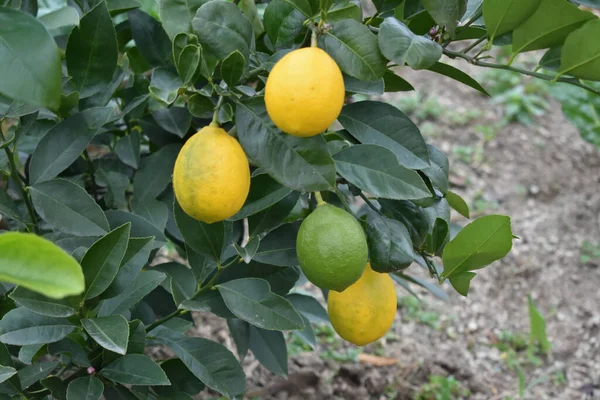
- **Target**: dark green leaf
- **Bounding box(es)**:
[186,245,217,285]
[66,376,104,400]
[0,307,74,345]
[379,17,442,70]
[0,367,16,385]
[558,19,600,81]
[98,270,166,317]
[102,354,170,386]
[129,9,172,67]
[152,326,245,398]
[105,210,167,247]
[132,198,169,232]
[248,326,287,375]
[327,1,362,22]
[187,93,214,118]
[66,1,117,98]
[115,131,141,169]
[103,385,140,400]
[151,107,192,138]
[159,0,209,39]
[0,232,84,299]
[424,217,449,256]
[287,293,329,323]
[127,320,146,354]
[236,97,336,192]
[42,376,68,400]
[337,101,430,169]
[449,271,475,296]
[30,179,109,237]
[334,144,430,200]
[82,223,131,300]
[192,1,253,60]
[319,19,387,81]
[0,189,25,223]
[134,143,181,201]
[221,50,246,87]
[482,0,539,40]
[18,343,45,365]
[154,359,205,397]
[174,201,227,263]
[240,0,264,37]
[379,199,429,247]
[446,190,470,218]
[253,222,299,267]
[227,319,250,361]
[155,262,196,306]
[421,0,467,35]
[441,215,513,278]
[232,174,292,220]
[218,262,299,296]
[97,169,130,210]
[263,0,310,49]
[176,45,201,85]
[422,144,448,194]
[48,337,91,368]
[18,361,59,389]
[39,6,79,34]
[248,191,300,237]
[343,74,384,95]
[0,7,61,110]
[82,316,129,355]
[217,278,304,330]
[428,62,489,96]
[104,236,155,298]
[149,67,183,104]
[9,287,75,317]
[29,107,114,184]
[233,236,260,264]
[366,211,414,272]
[179,290,235,318]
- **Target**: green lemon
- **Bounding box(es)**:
[296,204,368,292]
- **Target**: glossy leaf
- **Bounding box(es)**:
[366,211,414,273]
[104,236,155,298]
[0,307,75,345]
[115,131,141,169]
[174,201,227,263]
[154,358,205,397]
[9,287,75,317]
[263,0,310,49]
[66,376,103,400]
[132,198,169,232]
[379,17,442,70]
[155,262,196,306]
[217,262,299,296]
[0,189,24,223]
[18,361,59,389]
[482,0,539,40]
[0,366,16,385]
[134,143,181,201]
[428,62,489,96]
[423,144,449,194]
[379,199,430,247]
[319,19,387,81]
[149,68,182,104]
[0,232,84,299]
[236,97,336,191]
[253,222,300,267]
[441,215,513,278]
[421,0,467,35]
[228,319,250,360]
[337,101,430,169]
[384,71,415,92]
[30,179,109,237]
[127,320,146,354]
[98,270,166,317]
[334,144,430,200]
[232,174,292,220]
[559,19,600,81]
[82,316,129,355]
[151,107,192,138]
[101,354,170,386]
[66,1,117,98]
[248,191,300,237]
[287,293,329,323]
[0,7,61,110]
[248,326,288,375]
[105,210,167,247]
[344,74,384,95]
[449,271,476,296]
[159,0,208,39]
[129,9,172,67]
[176,45,201,85]
[221,50,246,87]
[81,223,131,300]
[446,190,470,218]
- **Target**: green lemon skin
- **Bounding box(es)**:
[296,204,368,292]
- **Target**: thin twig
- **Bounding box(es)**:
[358,192,380,214]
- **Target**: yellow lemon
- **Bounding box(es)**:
[265,47,345,137]
[328,263,397,346]
[172,126,250,223]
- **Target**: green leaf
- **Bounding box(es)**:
[253,222,299,267]
[155,262,196,306]
[98,270,166,317]
[66,376,104,400]
[232,174,293,220]
[287,293,329,323]
[379,199,430,247]
[0,232,84,299]
[378,17,442,70]
[186,245,217,285]
[18,343,45,365]
[528,296,551,353]
[227,319,250,360]
[132,198,169,232]
[424,217,449,256]
[151,327,245,398]
[344,74,384,95]
[236,97,336,192]
[337,100,430,169]
[42,376,68,400]
[449,271,476,296]
[217,262,298,296]
[179,290,234,318]
[159,0,208,39]
[39,6,79,32]
[248,191,300,237]
[0,307,74,345]
[0,7,61,110]
[441,215,513,278]
[187,93,214,118]
[134,143,181,201]
[103,385,141,399]
[217,278,304,330]
[0,189,25,223]
[154,359,205,397]
[263,0,310,49]
[421,0,467,35]
[29,107,114,184]
[9,287,75,317]
[174,201,227,263]
[558,19,600,81]
[127,320,146,354]
[446,190,470,218]
[0,366,16,385]
[428,62,489,96]
[49,337,91,368]
[240,0,265,37]
[104,236,155,298]
[66,1,117,98]
[129,9,172,67]
[422,144,448,194]
[234,236,260,264]
[105,210,167,247]
[30,179,109,237]
[151,107,192,138]
[327,1,362,22]
[366,211,414,272]
[192,1,253,60]
[149,68,183,104]
[176,45,201,85]
[115,131,141,169]
[512,0,594,54]
[18,361,59,389]
[319,19,387,81]
[482,0,539,40]
[82,316,129,355]
[101,354,171,386]
[82,223,131,300]
[221,50,246,88]
[538,46,562,71]
[334,144,430,200]
[248,326,288,376]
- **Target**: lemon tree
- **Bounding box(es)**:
[1,0,600,397]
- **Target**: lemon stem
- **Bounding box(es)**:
[314,191,325,206]
[211,96,224,127]
[310,29,318,47]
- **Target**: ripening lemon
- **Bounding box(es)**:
[172,126,250,223]
[296,204,368,291]
[328,263,397,346]
[265,47,345,137]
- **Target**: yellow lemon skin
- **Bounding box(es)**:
[328,263,397,346]
[265,47,345,137]
[172,126,250,224]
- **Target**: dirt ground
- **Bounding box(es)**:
[187,57,600,400]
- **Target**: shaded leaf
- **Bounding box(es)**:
[66,376,103,400]
[174,201,227,263]
[248,326,287,376]
[98,270,166,317]
[101,354,170,386]
[366,211,414,272]
[133,143,181,201]
[428,62,489,96]
[9,286,75,317]
[82,316,130,355]
[0,307,74,345]
[129,8,172,67]
[159,0,208,39]
[449,271,476,296]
